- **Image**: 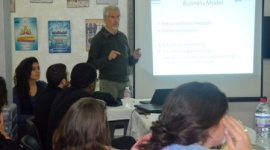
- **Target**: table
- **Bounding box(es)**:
[107,105,134,139]
[106,98,151,121]
[106,98,151,139]
[127,110,160,140]
[107,105,134,121]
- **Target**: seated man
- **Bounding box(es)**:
[46,63,97,150]
[34,63,68,148]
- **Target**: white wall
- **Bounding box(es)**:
[0,0,12,101]
[10,0,128,82]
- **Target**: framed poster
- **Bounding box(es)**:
[14,18,38,51]
[85,19,105,51]
[30,0,53,3]
[48,21,71,53]
[96,0,118,5]
[10,0,15,13]
[67,0,89,8]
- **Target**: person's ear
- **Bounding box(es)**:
[208,127,215,138]
[59,79,68,88]
[85,82,95,94]
[89,82,96,91]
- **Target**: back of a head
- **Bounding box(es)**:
[142,82,228,149]
[70,63,97,88]
[0,76,7,111]
[53,97,109,150]
[46,63,67,87]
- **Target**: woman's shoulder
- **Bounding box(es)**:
[36,80,47,88]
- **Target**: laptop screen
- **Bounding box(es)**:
[150,89,172,105]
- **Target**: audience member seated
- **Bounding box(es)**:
[13,57,47,140]
[53,97,111,150]
[0,76,22,149]
[132,82,252,150]
[34,63,68,148]
[46,63,97,150]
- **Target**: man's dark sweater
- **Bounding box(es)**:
[87,27,138,83]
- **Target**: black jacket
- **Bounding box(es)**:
[46,86,91,150]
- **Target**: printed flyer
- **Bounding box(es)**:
[14,17,38,50]
[48,21,71,53]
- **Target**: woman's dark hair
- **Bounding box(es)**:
[46,63,67,88]
[138,82,228,150]
[53,97,110,150]
[0,76,8,111]
[13,57,39,102]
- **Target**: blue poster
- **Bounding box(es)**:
[48,21,71,53]
[14,18,38,51]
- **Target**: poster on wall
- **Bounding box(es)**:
[30,0,53,3]
[96,0,118,5]
[14,17,38,51]
[85,19,105,51]
[48,21,71,53]
[67,0,89,8]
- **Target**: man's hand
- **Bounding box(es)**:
[133,48,142,59]
[108,50,121,61]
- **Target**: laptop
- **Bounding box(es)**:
[92,91,122,107]
[135,104,163,113]
[135,89,172,113]
[140,89,172,105]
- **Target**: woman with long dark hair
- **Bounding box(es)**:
[132,82,251,150]
[13,57,47,139]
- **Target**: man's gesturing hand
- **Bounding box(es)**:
[108,50,121,61]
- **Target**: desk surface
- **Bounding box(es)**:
[106,99,150,121]
[107,106,134,121]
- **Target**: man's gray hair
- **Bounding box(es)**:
[103,5,120,18]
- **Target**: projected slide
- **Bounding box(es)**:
[151,0,255,75]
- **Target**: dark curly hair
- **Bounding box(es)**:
[138,82,228,150]
[13,57,39,103]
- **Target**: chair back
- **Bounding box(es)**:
[20,135,41,150]
[26,116,43,150]
[111,136,136,150]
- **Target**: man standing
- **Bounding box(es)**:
[87,5,141,100]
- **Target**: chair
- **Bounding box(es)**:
[109,120,129,139]
[111,136,136,150]
[20,135,41,150]
[26,116,43,150]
